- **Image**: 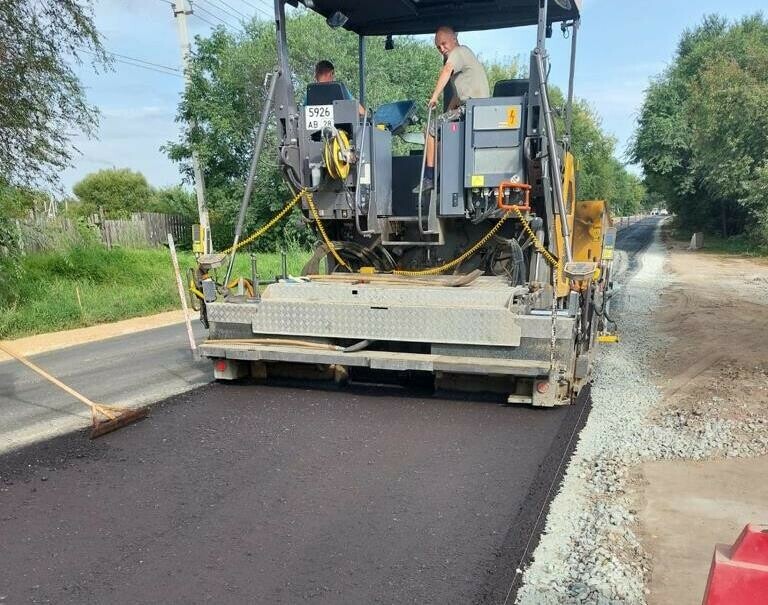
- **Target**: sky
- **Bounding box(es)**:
[60,0,768,194]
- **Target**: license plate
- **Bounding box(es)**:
[305,104,334,131]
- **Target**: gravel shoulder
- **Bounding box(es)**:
[516,220,768,604]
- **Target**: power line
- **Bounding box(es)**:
[78,48,183,78]
[207,0,249,20]
[255,0,273,18]
[200,0,244,23]
[194,2,243,33]
[191,12,218,28]
[235,0,271,19]
[109,59,182,78]
[99,49,181,73]
[158,0,228,31]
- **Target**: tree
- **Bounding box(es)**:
[631,14,768,243]
[72,168,154,218]
[148,186,198,219]
[0,180,54,304]
[0,0,109,188]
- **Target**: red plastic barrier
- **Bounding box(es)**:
[702,524,768,604]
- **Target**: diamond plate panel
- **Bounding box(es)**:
[251,301,521,346]
[263,279,523,308]
[207,302,259,324]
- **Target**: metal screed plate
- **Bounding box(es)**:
[250,301,521,346]
[205,279,572,347]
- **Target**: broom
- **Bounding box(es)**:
[0,342,148,438]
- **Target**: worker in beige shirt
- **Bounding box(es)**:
[414,25,490,193]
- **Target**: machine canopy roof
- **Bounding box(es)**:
[295,0,581,36]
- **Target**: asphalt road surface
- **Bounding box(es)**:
[0,219,659,604]
[0,322,210,454]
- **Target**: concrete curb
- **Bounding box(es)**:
[0,309,199,362]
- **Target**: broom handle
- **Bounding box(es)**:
[0,342,99,411]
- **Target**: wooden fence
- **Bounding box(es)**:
[98,211,190,249]
[15,211,191,253]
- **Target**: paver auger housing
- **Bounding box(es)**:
[197,0,615,406]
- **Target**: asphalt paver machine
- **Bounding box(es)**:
[196,0,614,406]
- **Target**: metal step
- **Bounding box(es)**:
[200,342,550,377]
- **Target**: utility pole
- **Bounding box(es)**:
[171,0,210,254]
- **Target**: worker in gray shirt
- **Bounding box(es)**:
[415,25,490,193]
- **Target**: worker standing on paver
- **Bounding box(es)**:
[414,25,490,192]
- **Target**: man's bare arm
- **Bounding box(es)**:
[429,62,455,108]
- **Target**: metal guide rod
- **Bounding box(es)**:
[167,233,197,354]
[225,71,279,285]
[354,111,374,236]
[536,0,548,51]
[534,50,573,263]
[417,106,438,235]
[358,35,366,106]
[172,0,210,254]
[565,19,580,145]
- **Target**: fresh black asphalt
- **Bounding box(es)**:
[0,219,659,604]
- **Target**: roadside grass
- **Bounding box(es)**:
[696,234,768,257]
[666,225,768,257]
[0,245,310,340]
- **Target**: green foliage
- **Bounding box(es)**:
[549,89,646,215]
[0,180,56,300]
[71,168,155,218]
[476,55,527,91]
[0,246,309,339]
[0,0,109,187]
[631,14,768,243]
[147,186,198,219]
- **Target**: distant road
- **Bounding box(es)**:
[0,322,210,454]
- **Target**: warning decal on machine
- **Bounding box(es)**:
[505,106,522,129]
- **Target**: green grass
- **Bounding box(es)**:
[666,225,768,257]
[695,234,768,257]
[0,245,310,340]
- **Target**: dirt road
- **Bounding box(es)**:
[637,233,768,604]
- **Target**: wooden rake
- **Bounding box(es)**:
[0,342,148,439]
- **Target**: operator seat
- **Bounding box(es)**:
[306,81,354,105]
[493,78,530,98]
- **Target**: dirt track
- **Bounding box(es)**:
[636,233,768,603]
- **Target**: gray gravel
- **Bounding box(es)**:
[515,227,768,604]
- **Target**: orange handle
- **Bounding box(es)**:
[497,181,532,211]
